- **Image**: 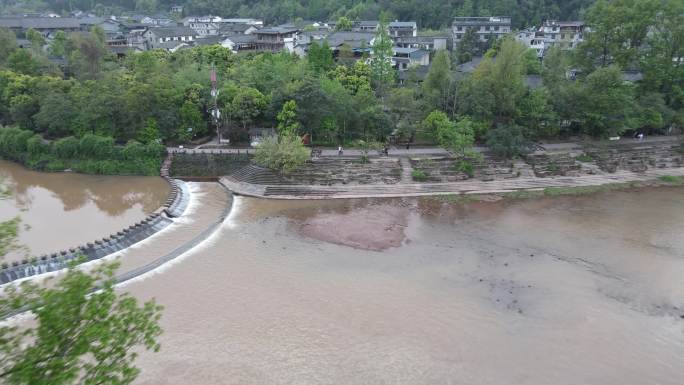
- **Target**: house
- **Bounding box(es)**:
[388,21,417,38]
[170,5,184,13]
[218,22,259,36]
[221,18,263,27]
[126,27,148,51]
[254,27,300,52]
[139,15,175,26]
[539,20,584,50]
[325,31,375,52]
[221,34,258,52]
[183,15,222,36]
[452,16,511,49]
[143,26,197,50]
[394,36,449,51]
[516,20,585,57]
[354,20,379,32]
[392,47,430,70]
[0,17,81,36]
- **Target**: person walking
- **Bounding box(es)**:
[338,145,343,156]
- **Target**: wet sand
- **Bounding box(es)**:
[121,185,684,385]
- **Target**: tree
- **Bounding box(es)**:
[574,66,636,137]
[0,28,17,64]
[253,134,310,172]
[227,87,268,132]
[0,262,163,385]
[34,91,78,137]
[25,28,45,55]
[422,50,452,112]
[486,123,532,158]
[49,30,67,58]
[179,101,205,141]
[424,111,475,158]
[335,16,353,31]
[137,118,161,144]
[276,100,300,137]
[67,28,108,79]
[307,40,333,73]
[456,27,479,64]
[7,50,39,75]
[370,16,395,96]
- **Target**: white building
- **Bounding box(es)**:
[452,16,511,49]
[183,15,222,36]
[516,20,585,57]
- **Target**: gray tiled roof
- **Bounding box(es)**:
[0,17,81,29]
[325,31,375,48]
[147,26,197,38]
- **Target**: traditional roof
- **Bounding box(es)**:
[0,17,81,29]
[194,35,225,45]
[222,34,257,44]
[325,31,375,48]
[255,27,299,35]
[146,26,197,38]
[389,21,417,28]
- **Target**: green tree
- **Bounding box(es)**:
[422,49,452,112]
[7,50,39,75]
[49,30,67,58]
[0,262,163,385]
[486,123,532,158]
[138,118,161,144]
[456,27,479,64]
[370,16,395,96]
[335,16,353,31]
[179,101,205,141]
[307,40,333,73]
[253,134,310,172]
[424,111,475,158]
[276,100,300,137]
[227,87,268,132]
[0,28,17,64]
[25,28,45,55]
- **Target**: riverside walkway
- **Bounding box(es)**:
[220,167,684,200]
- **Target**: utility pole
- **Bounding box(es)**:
[210,64,221,144]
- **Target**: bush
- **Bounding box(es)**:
[253,135,310,172]
[486,124,533,159]
[454,159,474,177]
[411,169,428,181]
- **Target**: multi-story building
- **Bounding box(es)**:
[515,20,585,57]
[539,20,584,50]
[394,36,449,51]
[254,27,300,52]
[388,21,417,38]
[392,47,429,70]
[143,26,197,50]
[183,15,221,36]
[452,16,511,49]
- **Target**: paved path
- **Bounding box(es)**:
[169,135,681,158]
[220,167,684,200]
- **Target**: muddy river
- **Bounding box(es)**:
[0,160,169,262]
[116,184,684,385]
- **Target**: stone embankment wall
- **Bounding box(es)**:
[0,153,190,284]
[169,151,251,178]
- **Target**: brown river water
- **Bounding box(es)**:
[115,183,684,385]
[0,160,169,262]
[1,162,683,384]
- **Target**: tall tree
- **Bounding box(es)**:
[422,49,452,113]
[370,16,394,97]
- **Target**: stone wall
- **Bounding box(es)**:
[0,154,190,285]
[169,152,251,178]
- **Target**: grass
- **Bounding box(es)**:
[658,175,684,185]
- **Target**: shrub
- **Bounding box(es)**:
[411,169,428,181]
[253,135,310,172]
[455,159,474,177]
[486,124,533,159]
[658,175,683,185]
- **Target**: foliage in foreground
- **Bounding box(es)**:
[0,127,165,176]
[0,261,163,385]
[253,135,310,172]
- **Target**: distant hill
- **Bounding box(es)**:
[1,0,595,29]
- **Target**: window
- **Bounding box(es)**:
[494,26,499,31]
[456,34,462,39]
[457,26,463,31]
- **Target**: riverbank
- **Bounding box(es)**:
[220,167,684,200]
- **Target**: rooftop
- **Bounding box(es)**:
[453,16,511,25]
[146,26,197,38]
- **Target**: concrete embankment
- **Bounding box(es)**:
[0,154,190,284]
[220,167,684,199]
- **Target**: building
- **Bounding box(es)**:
[388,21,417,38]
[218,22,259,36]
[183,15,221,36]
[516,20,585,57]
[0,16,101,37]
[221,34,258,52]
[324,31,375,56]
[353,20,379,32]
[452,16,511,49]
[394,36,449,51]
[539,20,584,50]
[170,5,184,13]
[221,18,263,27]
[143,26,197,50]
[392,47,430,70]
[254,27,300,52]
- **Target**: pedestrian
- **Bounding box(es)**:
[638,133,644,141]
[384,145,389,156]
[338,145,343,156]
[406,142,410,150]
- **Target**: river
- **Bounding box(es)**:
[0,160,169,263]
[116,183,684,385]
